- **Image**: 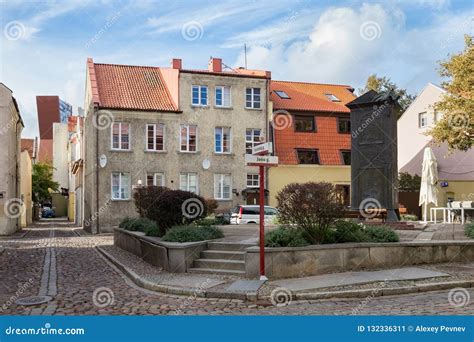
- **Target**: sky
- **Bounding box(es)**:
[1,0,473,138]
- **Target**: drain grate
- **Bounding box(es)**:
[15,296,53,306]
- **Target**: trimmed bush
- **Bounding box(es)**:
[194,217,220,227]
[119,217,158,233]
[366,225,399,242]
[204,199,219,215]
[265,226,310,247]
[332,220,369,243]
[401,214,418,221]
[162,225,224,242]
[464,223,474,239]
[276,182,343,244]
[133,186,169,218]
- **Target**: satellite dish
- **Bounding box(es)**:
[202,159,210,170]
[99,154,107,168]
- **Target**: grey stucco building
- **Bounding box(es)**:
[83,57,271,233]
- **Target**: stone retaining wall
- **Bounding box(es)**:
[114,228,207,273]
[245,241,474,279]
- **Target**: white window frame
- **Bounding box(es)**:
[214,127,232,154]
[111,172,131,200]
[214,174,232,200]
[179,173,199,194]
[146,172,165,187]
[192,85,208,106]
[145,123,165,151]
[245,88,261,109]
[215,86,231,107]
[111,122,131,150]
[246,173,259,188]
[245,128,262,154]
[419,112,428,128]
[180,125,198,152]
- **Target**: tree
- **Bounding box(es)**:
[359,74,416,118]
[276,182,343,244]
[32,163,59,204]
[398,172,421,191]
[428,35,474,152]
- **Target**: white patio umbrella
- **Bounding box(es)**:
[419,147,439,222]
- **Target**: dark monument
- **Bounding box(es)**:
[347,90,400,221]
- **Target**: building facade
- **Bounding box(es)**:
[83,57,271,233]
[0,83,24,235]
[20,138,36,227]
[268,81,356,207]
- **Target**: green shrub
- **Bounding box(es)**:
[119,217,158,233]
[465,223,474,239]
[366,225,399,242]
[332,220,369,243]
[194,217,219,227]
[265,226,310,247]
[162,225,224,242]
[401,214,418,221]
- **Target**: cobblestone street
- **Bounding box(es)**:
[0,222,472,316]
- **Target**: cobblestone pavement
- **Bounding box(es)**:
[0,222,472,315]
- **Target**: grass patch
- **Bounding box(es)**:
[162,225,224,242]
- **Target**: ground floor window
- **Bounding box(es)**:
[111,172,131,200]
[146,172,165,187]
[246,173,259,188]
[180,173,198,194]
[335,184,350,206]
[214,174,232,200]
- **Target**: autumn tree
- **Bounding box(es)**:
[359,74,416,117]
[428,35,474,151]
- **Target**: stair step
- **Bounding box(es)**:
[187,268,246,276]
[207,242,256,251]
[201,250,245,260]
[194,258,245,271]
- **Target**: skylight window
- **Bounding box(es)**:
[325,93,340,102]
[275,90,290,99]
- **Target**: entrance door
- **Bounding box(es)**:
[246,192,260,205]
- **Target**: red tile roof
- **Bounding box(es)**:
[92,62,179,112]
[271,80,355,165]
[270,80,355,113]
[21,138,35,159]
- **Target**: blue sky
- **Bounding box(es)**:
[1,0,473,137]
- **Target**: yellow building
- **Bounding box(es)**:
[20,139,35,227]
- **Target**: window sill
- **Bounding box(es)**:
[214,152,235,156]
[215,198,233,201]
[245,107,263,111]
[214,106,233,110]
[110,149,133,153]
[294,130,317,133]
[191,105,209,109]
[111,198,131,202]
[177,151,201,155]
[144,150,167,154]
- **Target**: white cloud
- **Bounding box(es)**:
[232,3,471,94]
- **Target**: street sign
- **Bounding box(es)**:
[252,142,273,155]
[245,155,278,166]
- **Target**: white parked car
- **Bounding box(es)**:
[229,205,278,225]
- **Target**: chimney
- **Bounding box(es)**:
[171,58,182,69]
[208,57,222,73]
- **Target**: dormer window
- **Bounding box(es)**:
[275,90,290,99]
[325,93,340,102]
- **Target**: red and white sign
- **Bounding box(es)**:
[252,142,273,155]
[245,154,278,166]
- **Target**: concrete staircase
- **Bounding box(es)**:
[187,242,255,276]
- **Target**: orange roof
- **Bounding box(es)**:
[93,63,179,112]
[21,138,35,159]
[270,80,355,113]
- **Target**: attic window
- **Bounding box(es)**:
[275,90,290,99]
[325,93,340,102]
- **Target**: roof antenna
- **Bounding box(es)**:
[244,44,247,69]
